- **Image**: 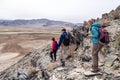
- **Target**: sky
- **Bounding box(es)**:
[0,0,120,23]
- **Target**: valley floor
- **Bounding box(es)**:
[0,27,60,72]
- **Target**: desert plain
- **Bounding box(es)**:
[0,26,65,72]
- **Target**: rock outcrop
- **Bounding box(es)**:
[102,5,120,20]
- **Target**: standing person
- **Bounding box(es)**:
[50,37,58,62]
[91,22,104,72]
[58,28,70,66]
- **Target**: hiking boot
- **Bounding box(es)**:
[50,60,53,62]
[60,59,63,63]
[91,68,101,73]
[61,61,65,67]
[54,59,56,62]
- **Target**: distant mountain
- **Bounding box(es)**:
[0,19,80,27]
[75,23,83,26]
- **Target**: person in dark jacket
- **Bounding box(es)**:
[50,37,58,62]
[58,28,69,66]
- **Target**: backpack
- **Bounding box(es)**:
[99,27,109,44]
[63,33,70,46]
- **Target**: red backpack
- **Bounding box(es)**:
[99,27,109,45]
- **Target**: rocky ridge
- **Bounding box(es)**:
[0,19,120,80]
[0,5,120,80]
[102,5,120,20]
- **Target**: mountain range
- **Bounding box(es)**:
[0,19,82,27]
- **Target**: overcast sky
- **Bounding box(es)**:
[0,0,120,23]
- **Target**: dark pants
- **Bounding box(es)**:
[50,49,57,61]
[92,43,103,70]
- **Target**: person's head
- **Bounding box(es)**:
[101,21,110,28]
[52,37,55,41]
[88,19,95,26]
[61,28,66,33]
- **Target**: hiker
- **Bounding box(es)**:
[58,28,70,66]
[91,20,110,72]
[50,37,58,62]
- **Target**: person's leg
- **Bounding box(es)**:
[96,44,104,66]
[92,43,99,71]
[53,50,57,61]
[61,46,67,66]
[63,46,67,62]
[92,43,103,72]
[60,47,63,63]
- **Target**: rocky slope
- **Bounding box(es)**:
[102,5,120,20]
[0,19,120,80]
[0,5,120,80]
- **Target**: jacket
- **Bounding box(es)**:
[91,22,102,44]
[52,40,57,51]
[58,32,67,47]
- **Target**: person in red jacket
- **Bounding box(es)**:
[50,37,58,62]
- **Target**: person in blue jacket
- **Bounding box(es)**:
[58,28,68,66]
[91,22,104,72]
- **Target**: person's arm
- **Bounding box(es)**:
[58,34,64,48]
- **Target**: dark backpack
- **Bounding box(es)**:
[63,33,70,46]
[99,27,109,44]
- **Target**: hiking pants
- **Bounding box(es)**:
[50,49,57,61]
[92,43,103,70]
[60,46,67,62]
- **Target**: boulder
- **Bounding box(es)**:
[105,55,118,67]
[84,71,102,77]
[47,62,59,71]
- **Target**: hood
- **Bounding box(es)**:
[91,22,102,28]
